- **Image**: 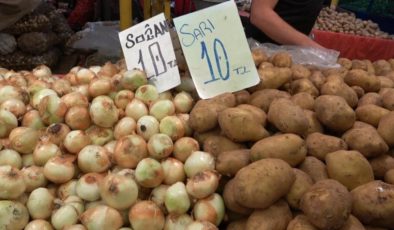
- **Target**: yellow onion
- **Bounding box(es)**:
[76,68,96,85]
[162,158,185,185]
[80,205,123,230]
[72,84,90,100]
[174,91,194,113]
[85,200,105,210]
[10,127,39,154]
[27,79,51,96]
[114,90,134,109]
[186,221,218,230]
[0,98,26,118]
[114,117,137,139]
[129,201,165,230]
[33,65,52,79]
[149,99,176,121]
[52,78,72,96]
[0,201,29,230]
[63,224,87,230]
[89,77,113,97]
[125,98,148,121]
[0,149,22,169]
[38,95,68,125]
[184,151,215,178]
[78,145,111,173]
[99,62,118,77]
[57,179,77,200]
[114,135,147,168]
[22,154,34,167]
[111,73,123,91]
[33,138,62,166]
[22,110,45,130]
[64,130,91,154]
[159,116,185,141]
[61,92,89,108]
[165,214,194,230]
[6,73,27,87]
[136,115,160,141]
[27,187,54,219]
[51,204,79,230]
[0,109,18,138]
[147,133,173,159]
[43,155,75,184]
[100,172,139,210]
[0,85,29,104]
[193,194,225,226]
[46,123,71,146]
[0,165,26,199]
[64,195,85,215]
[86,125,114,146]
[177,113,193,137]
[173,137,200,162]
[76,172,104,201]
[25,219,54,230]
[65,106,91,130]
[135,84,159,105]
[31,88,57,109]
[90,96,119,128]
[21,165,48,192]
[64,73,78,86]
[151,184,169,212]
[104,140,117,163]
[89,66,102,74]
[121,69,148,91]
[186,170,219,199]
[135,158,164,188]
[164,182,191,215]
[158,91,173,100]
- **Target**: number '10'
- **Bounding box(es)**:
[201,38,230,84]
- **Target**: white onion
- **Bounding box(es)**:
[149,99,176,121]
[165,182,190,215]
[76,173,103,201]
[22,154,34,167]
[159,116,185,141]
[7,73,27,87]
[162,158,185,185]
[27,187,54,219]
[0,109,18,138]
[177,113,193,137]
[165,214,194,230]
[57,179,77,200]
[72,84,90,100]
[51,204,79,230]
[46,123,71,146]
[104,140,117,163]
[28,79,51,96]
[44,155,76,184]
[86,125,114,146]
[78,145,111,173]
[129,200,165,230]
[186,170,219,199]
[89,65,102,74]
[184,151,215,178]
[100,173,139,210]
[90,96,119,128]
[38,95,68,125]
[65,106,91,130]
[33,65,52,79]
[114,117,137,139]
[22,165,48,192]
[135,158,164,188]
[88,77,113,97]
[125,98,148,121]
[0,165,26,199]
[147,133,173,160]
[80,205,123,230]
[158,91,173,100]
[52,78,72,96]
[193,193,225,226]
[64,130,91,154]
[119,228,133,230]
[31,88,57,109]
[151,184,169,211]
[76,68,95,84]
[64,195,85,215]
[111,73,123,91]
[0,200,29,230]
[186,221,218,230]
[85,200,105,210]
[22,110,45,130]
[63,224,87,230]
[135,84,159,105]
[0,149,22,169]
[25,219,54,230]
[0,99,26,118]
[99,62,119,77]
[173,137,200,162]
[0,85,29,104]
[113,135,147,168]
[121,69,148,91]
[114,90,134,109]
[33,138,62,166]
[61,92,89,108]
[174,91,194,113]
[136,115,160,141]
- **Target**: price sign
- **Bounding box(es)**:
[119,13,181,93]
[173,1,259,99]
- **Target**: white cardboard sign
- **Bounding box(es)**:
[173,1,259,99]
[119,13,181,93]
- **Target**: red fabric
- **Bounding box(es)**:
[174,0,196,16]
[313,29,394,61]
[67,0,96,30]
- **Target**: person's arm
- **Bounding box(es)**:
[250,0,323,48]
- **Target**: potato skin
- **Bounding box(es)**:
[309,70,326,90]
[314,95,356,133]
[358,93,383,107]
[299,156,328,183]
[326,150,374,190]
[286,215,318,230]
[189,103,222,133]
[291,93,314,110]
[227,219,247,230]
[381,88,394,110]
[223,179,253,215]
[267,98,309,136]
[203,135,245,157]
[320,77,358,108]
[344,69,380,92]
[285,169,313,209]
[216,149,250,177]
[356,104,390,127]
[300,179,352,230]
[378,76,394,88]
[290,79,319,97]
[246,200,292,230]
[339,58,353,70]
[303,110,324,135]
[306,132,348,161]
[351,181,394,228]
[252,48,268,66]
[369,154,394,178]
[234,90,250,105]
[384,169,394,185]
[249,89,291,112]
[233,158,295,209]
[291,64,311,80]
[236,104,267,126]
[253,67,291,90]
[339,215,366,230]
[377,112,394,146]
[271,52,292,68]
[250,134,307,167]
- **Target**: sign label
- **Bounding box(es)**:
[174,1,259,99]
[119,13,181,93]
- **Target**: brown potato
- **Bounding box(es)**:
[270,52,292,68]
[203,135,245,157]
[381,88,394,110]
[389,59,394,70]
[267,98,309,136]
[233,158,295,209]
[252,67,291,91]
[378,76,394,88]
[309,70,326,90]
[299,156,328,182]
[290,79,319,97]
[218,107,269,142]
[189,101,226,133]
[249,89,291,112]
[358,92,383,107]
[339,215,366,230]
[320,77,358,108]
[384,169,394,185]
[286,215,318,230]
[291,64,311,80]
[251,134,307,167]
[365,60,376,75]
[342,122,388,158]
[373,60,392,76]
[369,155,394,178]
[246,200,292,230]
[193,129,221,146]
[227,219,247,230]
[306,133,347,161]
[365,227,388,230]
[252,48,268,66]
[351,181,394,228]
[300,179,352,230]
[352,59,367,71]
[291,93,314,110]
[377,112,394,146]
[236,104,267,126]
[216,149,250,177]
[303,110,324,135]
[323,67,348,78]
[344,69,380,92]
[223,179,253,215]
[285,169,313,209]
[356,104,390,127]
[211,93,237,108]
[233,90,250,105]
[338,58,352,70]
[326,150,374,190]
[314,95,356,133]
[351,86,365,98]
[259,62,274,70]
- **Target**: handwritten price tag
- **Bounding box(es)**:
[119,13,181,93]
[173,1,259,99]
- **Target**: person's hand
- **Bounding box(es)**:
[0,33,17,56]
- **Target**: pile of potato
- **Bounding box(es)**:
[315,7,394,40]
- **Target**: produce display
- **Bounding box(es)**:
[1,49,394,230]
[315,7,394,40]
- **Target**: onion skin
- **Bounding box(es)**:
[114,135,148,168]
[21,165,48,192]
[0,85,29,104]
[24,219,54,230]
[185,221,218,230]
[149,99,176,121]
[64,130,91,154]
[121,69,148,91]
[174,91,194,113]
[57,179,77,200]
[173,137,200,163]
[38,95,68,125]
[162,158,186,185]
[27,187,54,219]
[184,151,215,178]
[64,195,85,215]
[86,125,114,146]
[151,184,169,211]
[125,99,148,121]
[147,133,174,160]
[22,110,45,130]
[165,182,191,215]
[0,149,22,169]
[136,115,160,141]
[165,214,194,230]
[90,96,119,128]
[186,170,219,199]
[22,154,34,167]
[61,92,89,108]
[135,158,164,188]
[43,155,76,184]
[76,172,103,202]
[177,114,193,137]
[0,165,26,199]
[76,68,95,85]
[135,84,159,105]
[31,88,57,109]
[88,77,113,97]
[114,117,137,139]
[52,79,72,96]
[159,116,185,141]
[0,200,29,230]
[114,90,134,109]
[51,204,79,230]
[78,145,111,173]
[62,224,87,230]
[0,99,26,118]
[46,123,71,146]
[65,106,91,130]
[33,138,62,166]
[80,205,123,230]
[193,193,225,226]
[129,201,165,230]
[0,109,18,138]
